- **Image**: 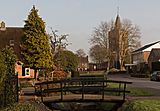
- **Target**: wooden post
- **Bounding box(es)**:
[64,81,66,95]
[118,83,121,96]
[123,83,126,100]
[102,80,104,100]
[34,69,37,81]
[40,84,43,102]
[60,82,63,100]
[47,82,49,96]
[82,80,84,100]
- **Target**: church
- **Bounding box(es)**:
[108,14,128,69]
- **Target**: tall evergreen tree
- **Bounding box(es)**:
[21,6,53,79]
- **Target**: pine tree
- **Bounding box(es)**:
[21,6,53,79]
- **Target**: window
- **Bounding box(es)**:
[9,40,14,46]
[25,68,30,76]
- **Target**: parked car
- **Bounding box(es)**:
[150,71,160,81]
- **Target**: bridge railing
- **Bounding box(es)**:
[35,77,132,102]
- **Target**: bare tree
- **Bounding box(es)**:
[90,21,113,63]
[121,19,141,51]
[119,19,141,69]
[49,27,69,53]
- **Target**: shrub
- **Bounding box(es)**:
[0,47,17,107]
[0,103,38,111]
[0,52,6,90]
[52,70,68,80]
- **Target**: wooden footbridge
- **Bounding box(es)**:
[35,77,132,104]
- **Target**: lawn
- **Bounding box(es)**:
[79,70,105,77]
[106,83,153,96]
[127,87,153,96]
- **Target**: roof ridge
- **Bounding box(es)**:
[133,41,160,52]
[6,27,23,28]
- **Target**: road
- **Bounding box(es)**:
[107,73,160,91]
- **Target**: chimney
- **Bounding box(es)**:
[0,21,6,31]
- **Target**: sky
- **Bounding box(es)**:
[0,0,160,54]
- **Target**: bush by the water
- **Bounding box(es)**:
[0,103,39,111]
[119,100,160,111]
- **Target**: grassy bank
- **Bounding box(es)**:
[119,99,160,111]
[0,103,38,111]
[0,102,51,111]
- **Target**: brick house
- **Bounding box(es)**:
[77,56,89,71]
[148,48,160,72]
[132,41,160,73]
[0,21,36,78]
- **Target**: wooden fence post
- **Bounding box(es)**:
[40,84,43,102]
[82,80,84,100]
[123,83,126,100]
[60,81,63,100]
[102,80,104,100]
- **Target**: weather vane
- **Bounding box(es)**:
[117,0,120,15]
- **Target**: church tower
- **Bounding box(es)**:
[108,14,121,68]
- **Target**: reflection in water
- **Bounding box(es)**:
[45,102,118,111]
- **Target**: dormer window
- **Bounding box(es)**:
[10,40,14,46]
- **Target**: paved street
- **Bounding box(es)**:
[107,73,160,91]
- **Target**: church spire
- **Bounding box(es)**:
[115,0,121,29]
[115,15,121,28]
[115,13,121,29]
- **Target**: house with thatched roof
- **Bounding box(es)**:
[0,21,36,78]
[0,21,23,59]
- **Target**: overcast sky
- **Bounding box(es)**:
[0,0,160,54]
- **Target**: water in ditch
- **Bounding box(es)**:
[44,102,121,111]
